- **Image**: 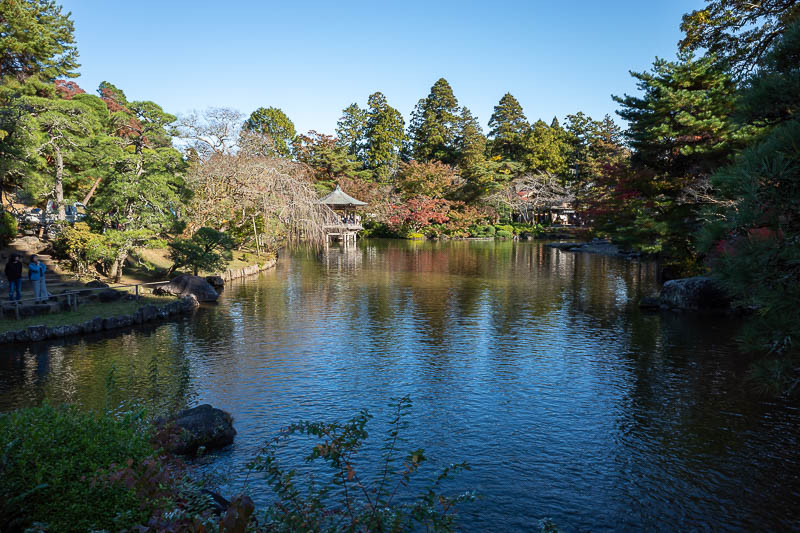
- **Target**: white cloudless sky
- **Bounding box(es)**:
[59,0,702,135]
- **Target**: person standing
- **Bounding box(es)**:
[28,255,47,303]
[4,254,22,301]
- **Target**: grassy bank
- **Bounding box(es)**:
[0,294,175,334]
[121,247,276,285]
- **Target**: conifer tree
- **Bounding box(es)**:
[364,92,405,182]
[244,107,296,157]
[407,78,461,163]
[336,103,367,162]
[700,20,800,367]
[488,92,529,161]
[613,53,749,274]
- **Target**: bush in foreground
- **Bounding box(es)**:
[0,404,155,532]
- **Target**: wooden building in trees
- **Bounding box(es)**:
[318,185,367,244]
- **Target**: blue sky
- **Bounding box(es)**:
[59,0,702,135]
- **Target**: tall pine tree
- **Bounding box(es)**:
[488,92,529,161]
[407,78,461,164]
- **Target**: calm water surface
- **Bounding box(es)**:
[1,240,798,531]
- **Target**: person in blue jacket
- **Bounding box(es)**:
[28,255,48,303]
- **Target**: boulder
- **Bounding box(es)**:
[85,280,109,289]
[156,274,219,302]
[205,276,225,292]
[638,296,662,310]
[181,294,200,311]
[162,404,236,455]
[659,276,731,312]
[27,325,49,342]
[98,289,124,303]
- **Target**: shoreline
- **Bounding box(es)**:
[0,258,279,345]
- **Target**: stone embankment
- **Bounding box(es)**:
[0,295,199,344]
[217,257,277,282]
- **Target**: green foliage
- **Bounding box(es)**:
[0,210,17,246]
[488,92,529,161]
[336,102,368,161]
[679,0,800,78]
[0,0,79,82]
[364,92,405,182]
[244,106,296,157]
[249,396,472,532]
[408,78,462,164]
[611,53,749,274]
[0,404,155,532]
[407,231,426,240]
[53,221,113,273]
[470,224,496,237]
[495,229,513,239]
[521,119,570,175]
[698,19,800,393]
[169,227,234,276]
[293,130,369,183]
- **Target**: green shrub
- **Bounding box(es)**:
[469,224,496,237]
[0,210,17,247]
[407,232,426,240]
[0,405,156,532]
[168,227,234,275]
[494,224,514,234]
[361,221,400,238]
[496,230,513,239]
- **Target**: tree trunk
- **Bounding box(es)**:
[109,250,128,283]
[54,144,66,221]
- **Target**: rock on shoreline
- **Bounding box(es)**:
[639,276,733,313]
[546,239,642,258]
[157,404,237,456]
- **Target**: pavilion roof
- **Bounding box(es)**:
[318,185,367,207]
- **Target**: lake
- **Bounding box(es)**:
[1,240,798,531]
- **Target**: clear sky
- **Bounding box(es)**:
[58,0,702,135]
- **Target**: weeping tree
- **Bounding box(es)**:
[178,109,339,253]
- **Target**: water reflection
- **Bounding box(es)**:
[1,240,798,531]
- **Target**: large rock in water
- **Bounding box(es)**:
[156,273,219,302]
[659,276,731,312]
[166,404,236,455]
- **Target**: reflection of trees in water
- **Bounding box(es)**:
[0,322,197,412]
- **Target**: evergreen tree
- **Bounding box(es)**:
[0,0,79,82]
[407,78,461,163]
[680,0,800,78]
[454,108,490,199]
[363,92,405,182]
[613,53,749,274]
[521,119,570,176]
[488,92,529,161]
[293,130,370,184]
[700,20,800,370]
[244,106,296,157]
[336,103,367,162]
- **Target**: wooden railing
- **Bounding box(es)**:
[2,280,172,320]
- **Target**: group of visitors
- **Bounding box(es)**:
[341,214,361,225]
[4,254,50,303]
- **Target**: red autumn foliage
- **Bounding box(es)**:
[55,80,86,99]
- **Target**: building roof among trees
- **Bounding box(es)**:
[318,185,367,207]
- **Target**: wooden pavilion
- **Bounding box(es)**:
[318,185,367,244]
